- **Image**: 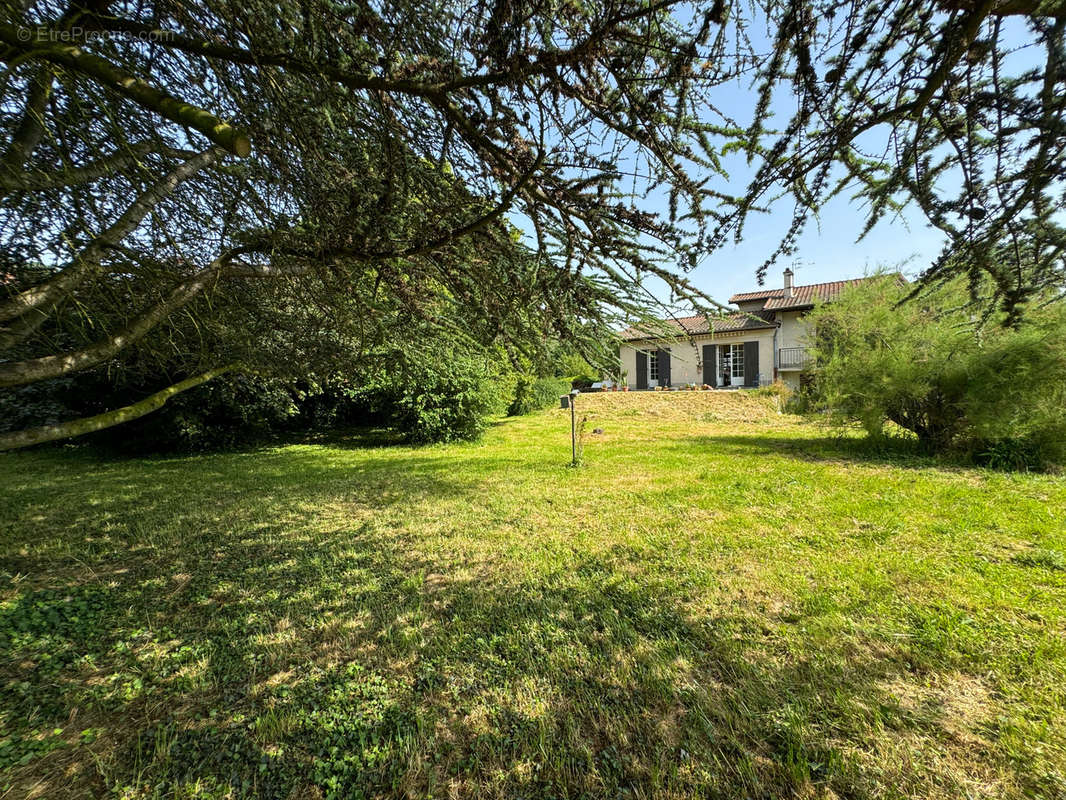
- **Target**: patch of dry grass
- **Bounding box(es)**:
[570,388,788,426]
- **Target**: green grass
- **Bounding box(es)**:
[1,391,1064,799]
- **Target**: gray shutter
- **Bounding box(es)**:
[703,344,717,387]
[744,340,759,387]
[636,350,648,390]
[657,348,671,386]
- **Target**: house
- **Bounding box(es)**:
[618,269,902,390]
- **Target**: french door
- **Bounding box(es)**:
[720,343,745,386]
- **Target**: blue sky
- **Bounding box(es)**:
[507,36,951,310]
[600,109,950,308]
[527,10,1040,311]
[688,183,947,302]
[628,47,950,307]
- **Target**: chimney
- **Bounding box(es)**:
[783,267,794,298]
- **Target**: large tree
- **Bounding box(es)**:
[1,0,738,449]
[1,0,1063,449]
[740,0,1066,319]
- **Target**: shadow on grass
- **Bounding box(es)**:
[0,444,1044,799]
[271,425,409,450]
[684,430,951,470]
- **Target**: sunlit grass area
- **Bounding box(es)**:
[1,392,1064,799]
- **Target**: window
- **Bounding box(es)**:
[649,352,659,381]
[719,343,745,384]
[730,344,745,380]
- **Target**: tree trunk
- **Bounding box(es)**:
[0,365,236,451]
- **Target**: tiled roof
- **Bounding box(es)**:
[730,274,905,310]
[620,274,907,341]
[619,311,775,342]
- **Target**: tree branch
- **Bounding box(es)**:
[0,66,54,174]
[0,24,251,157]
[271,153,541,264]
[0,364,237,451]
[372,151,543,259]
[0,140,196,192]
[0,246,246,388]
[83,1,679,98]
[938,0,1066,17]
[0,147,220,331]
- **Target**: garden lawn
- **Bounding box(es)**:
[1,391,1064,799]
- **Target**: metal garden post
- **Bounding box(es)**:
[561,389,580,466]
[570,389,579,465]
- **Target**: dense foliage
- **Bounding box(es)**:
[508,375,573,417]
[0,0,730,448]
[0,371,305,452]
[355,346,516,444]
[1,0,1063,448]
[0,325,597,450]
[802,276,1066,469]
[0,363,513,452]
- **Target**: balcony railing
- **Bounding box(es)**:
[778,347,810,370]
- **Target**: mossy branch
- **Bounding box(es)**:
[0,365,238,451]
[0,24,251,157]
[0,246,246,388]
[0,141,197,192]
[0,148,221,332]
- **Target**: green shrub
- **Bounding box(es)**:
[361,348,514,444]
[0,377,82,435]
[753,380,791,401]
[3,350,517,451]
[803,275,1066,470]
[973,438,1048,472]
[509,376,571,416]
[0,371,307,453]
[508,374,535,416]
[287,378,362,430]
[782,381,819,414]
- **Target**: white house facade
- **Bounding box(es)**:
[618,270,898,390]
[619,316,778,389]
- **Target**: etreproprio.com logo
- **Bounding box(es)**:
[15,26,173,44]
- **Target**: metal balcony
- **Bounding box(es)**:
[777,347,810,370]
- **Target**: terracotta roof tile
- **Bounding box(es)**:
[619,311,775,341]
[729,274,905,310]
[620,274,907,341]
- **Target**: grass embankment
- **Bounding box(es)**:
[1,392,1064,799]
